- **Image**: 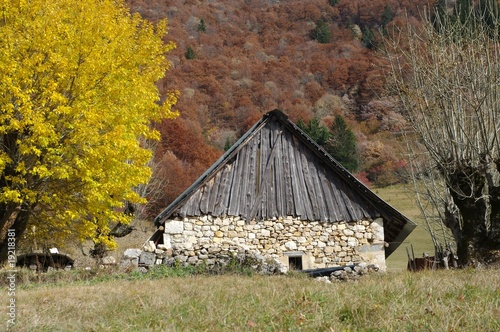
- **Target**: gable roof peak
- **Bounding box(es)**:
[154,109,416,257]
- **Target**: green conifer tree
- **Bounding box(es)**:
[197,18,206,33]
[325,115,359,171]
[297,118,330,146]
[310,20,331,44]
[381,5,394,31]
[361,26,376,49]
[185,46,196,59]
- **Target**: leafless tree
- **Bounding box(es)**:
[130,138,170,223]
[384,3,500,266]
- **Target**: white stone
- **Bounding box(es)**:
[143,240,156,252]
[261,229,270,237]
[370,220,384,241]
[248,233,256,239]
[164,220,184,234]
[347,237,358,247]
[163,234,172,249]
[123,248,142,259]
[355,225,366,232]
[285,241,297,250]
[102,256,116,265]
[343,229,354,236]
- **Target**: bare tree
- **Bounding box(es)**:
[385,3,500,266]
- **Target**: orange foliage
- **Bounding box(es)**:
[156,118,220,167]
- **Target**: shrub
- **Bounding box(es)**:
[310,19,331,44]
[185,46,196,59]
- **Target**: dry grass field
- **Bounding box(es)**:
[5,268,500,331]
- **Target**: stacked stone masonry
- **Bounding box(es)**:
[145,215,387,271]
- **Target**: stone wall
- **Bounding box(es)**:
[144,215,386,272]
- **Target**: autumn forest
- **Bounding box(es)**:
[124,0,431,215]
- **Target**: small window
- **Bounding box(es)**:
[289,256,303,270]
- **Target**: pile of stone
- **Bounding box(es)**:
[315,263,381,283]
[121,240,288,275]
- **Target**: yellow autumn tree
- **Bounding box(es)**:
[0,0,178,262]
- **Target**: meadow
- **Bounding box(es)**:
[374,184,436,270]
[5,184,498,332]
[5,268,500,331]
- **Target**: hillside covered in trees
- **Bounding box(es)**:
[125,0,432,214]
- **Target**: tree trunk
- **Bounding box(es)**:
[0,205,30,264]
[447,163,500,266]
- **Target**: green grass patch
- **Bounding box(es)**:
[374,184,435,270]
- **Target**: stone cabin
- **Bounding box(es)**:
[147,110,416,272]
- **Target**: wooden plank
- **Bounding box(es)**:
[288,135,304,218]
[199,183,210,215]
[297,142,317,220]
[317,163,340,221]
[311,161,328,221]
[207,171,222,215]
[228,151,244,216]
[185,187,202,216]
[274,123,284,217]
[259,126,269,219]
[214,163,233,215]
[291,136,314,219]
[281,131,295,216]
[245,132,258,220]
[326,173,350,221]
[267,123,280,217]
[337,179,359,221]
[348,183,367,221]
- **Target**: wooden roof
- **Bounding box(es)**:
[154,110,416,257]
